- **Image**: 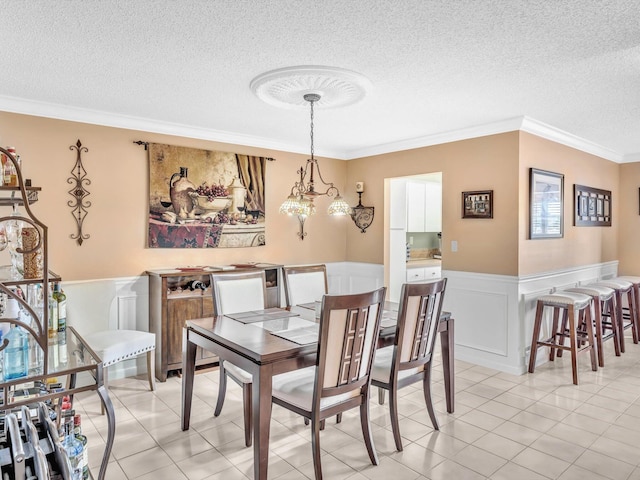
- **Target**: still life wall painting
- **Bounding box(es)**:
[148,143,267,248]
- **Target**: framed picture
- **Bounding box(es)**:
[462,190,493,218]
[529,168,564,239]
[574,184,611,226]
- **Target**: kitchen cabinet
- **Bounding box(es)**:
[406,180,442,232]
[147,264,282,381]
[406,264,441,283]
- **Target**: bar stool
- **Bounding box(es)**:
[615,275,640,339]
[590,278,637,353]
[528,291,597,385]
[565,285,620,366]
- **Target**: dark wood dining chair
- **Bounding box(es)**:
[282,264,328,308]
[371,278,447,451]
[210,270,267,447]
[271,287,387,480]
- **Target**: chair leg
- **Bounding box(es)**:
[593,300,605,368]
[214,361,227,417]
[311,417,323,480]
[100,367,109,415]
[378,387,385,405]
[388,383,403,451]
[146,350,156,391]
[584,307,598,372]
[528,301,545,373]
[242,383,252,447]
[568,305,579,385]
[423,365,439,431]
[555,309,567,359]
[336,413,342,424]
[359,395,379,466]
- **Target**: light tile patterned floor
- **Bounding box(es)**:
[74,334,640,479]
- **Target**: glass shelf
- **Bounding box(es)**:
[0,265,60,286]
[0,187,40,206]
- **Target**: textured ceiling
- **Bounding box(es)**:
[1,1,639,161]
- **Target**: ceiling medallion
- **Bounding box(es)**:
[250,66,372,109]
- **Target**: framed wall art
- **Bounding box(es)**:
[574,184,611,226]
[462,190,493,218]
[529,168,564,239]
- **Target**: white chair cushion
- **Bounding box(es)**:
[83,330,155,367]
[272,366,360,411]
[537,292,591,309]
[371,346,423,383]
[566,286,614,301]
[593,279,633,290]
[616,276,640,285]
[224,361,252,384]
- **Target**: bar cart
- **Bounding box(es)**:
[0,147,114,479]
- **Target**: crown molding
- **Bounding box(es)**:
[519,116,623,163]
[0,95,631,163]
[344,117,526,159]
[0,95,326,157]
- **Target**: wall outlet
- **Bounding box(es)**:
[409,236,414,245]
[451,240,458,252]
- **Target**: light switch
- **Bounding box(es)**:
[409,236,414,245]
[451,240,458,252]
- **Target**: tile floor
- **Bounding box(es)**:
[74,334,640,480]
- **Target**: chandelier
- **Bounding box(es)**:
[279,93,352,239]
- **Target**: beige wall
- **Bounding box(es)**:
[2,111,634,281]
[518,133,619,275]
[346,133,520,275]
[618,162,640,275]
[0,112,348,280]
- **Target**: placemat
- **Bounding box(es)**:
[271,325,320,345]
[225,308,299,324]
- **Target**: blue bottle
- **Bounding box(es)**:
[3,325,28,380]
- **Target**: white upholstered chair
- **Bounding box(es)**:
[210,270,266,447]
[282,264,328,307]
[371,278,447,451]
[65,280,156,414]
[271,287,386,480]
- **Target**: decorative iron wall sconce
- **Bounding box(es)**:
[68,139,91,245]
[350,181,374,233]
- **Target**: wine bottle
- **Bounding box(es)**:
[48,284,59,338]
[57,286,67,332]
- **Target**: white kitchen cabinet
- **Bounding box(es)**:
[406,181,426,232]
[406,180,441,232]
[424,181,442,232]
[406,265,441,283]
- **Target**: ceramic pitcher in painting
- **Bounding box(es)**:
[169,167,196,219]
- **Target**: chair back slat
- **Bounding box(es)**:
[283,264,328,307]
[397,279,446,370]
[316,288,386,402]
[210,270,267,316]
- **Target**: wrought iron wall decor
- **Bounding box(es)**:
[350,182,374,233]
[68,139,91,245]
[574,184,611,226]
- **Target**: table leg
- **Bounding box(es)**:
[96,384,115,480]
[252,364,273,480]
[181,328,197,431]
[440,318,455,413]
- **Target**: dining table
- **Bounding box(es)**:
[181,302,454,480]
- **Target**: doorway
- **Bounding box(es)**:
[386,172,442,302]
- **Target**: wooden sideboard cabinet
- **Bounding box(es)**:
[147,263,282,381]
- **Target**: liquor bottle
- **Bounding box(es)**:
[48,284,58,338]
[74,413,89,480]
[62,409,83,480]
[4,146,17,187]
[3,325,28,380]
[56,285,67,332]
